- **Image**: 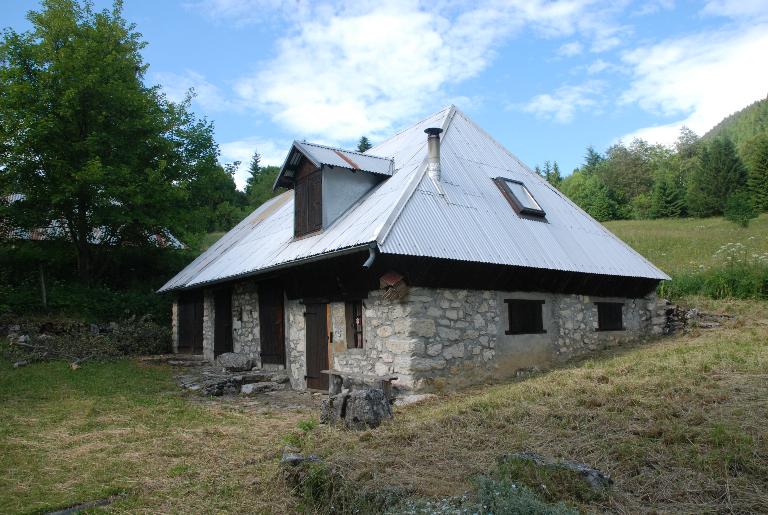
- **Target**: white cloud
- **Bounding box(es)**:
[586,59,611,74]
[186,0,308,25]
[702,0,768,20]
[633,0,675,16]
[207,0,630,142]
[522,81,604,123]
[220,137,287,189]
[153,70,235,112]
[620,23,768,145]
[558,41,583,56]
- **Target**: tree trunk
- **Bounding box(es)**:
[75,240,92,285]
[39,262,47,308]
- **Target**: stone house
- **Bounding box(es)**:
[159,106,669,393]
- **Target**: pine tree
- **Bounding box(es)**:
[244,151,261,197]
[549,161,563,188]
[357,136,372,152]
[742,133,768,211]
[650,171,684,218]
[687,137,747,217]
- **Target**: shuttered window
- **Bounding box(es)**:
[505,299,546,335]
[345,300,364,349]
[596,302,624,331]
[294,172,322,237]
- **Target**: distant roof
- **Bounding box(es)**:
[160,106,668,293]
[274,140,393,188]
[2,193,185,249]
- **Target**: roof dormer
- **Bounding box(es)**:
[275,141,394,238]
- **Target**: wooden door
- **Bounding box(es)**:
[304,302,328,390]
[214,287,233,357]
[178,291,203,353]
[258,281,285,365]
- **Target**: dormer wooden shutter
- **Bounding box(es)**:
[307,173,322,233]
[294,179,308,237]
[294,168,322,237]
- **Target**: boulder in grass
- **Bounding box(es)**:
[215,352,252,372]
[343,388,392,430]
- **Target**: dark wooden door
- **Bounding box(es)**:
[258,282,285,365]
[304,302,328,390]
[178,291,203,353]
[214,287,233,357]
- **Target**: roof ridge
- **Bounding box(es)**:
[298,140,392,161]
[368,105,454,153]
[375,105,457,246]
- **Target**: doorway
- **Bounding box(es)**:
[258,281,286,365]
[304,302,328,390]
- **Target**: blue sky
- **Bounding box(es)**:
[3,0,768,188]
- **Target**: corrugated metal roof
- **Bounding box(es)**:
[159,105,668,293]
[379,109,668,280]
[295,141,394,175]
[159,107,452,292]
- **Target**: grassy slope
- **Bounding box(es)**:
[0,357,307,514]
[604,213,768,276]
[306,298,768,513]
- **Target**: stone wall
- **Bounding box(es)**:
[179,279,666,394]
[171,299,179,353]
[202,289,215,362]
[231,281,261,364]
[328,287,666,393]
[285,299,307,389]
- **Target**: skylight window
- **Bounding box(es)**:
[493,178,546,217]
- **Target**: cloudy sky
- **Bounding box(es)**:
[3,0,768,188]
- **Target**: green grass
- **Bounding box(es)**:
[605,214,768,299]
[0,355,308,514]
[604,213,768,276]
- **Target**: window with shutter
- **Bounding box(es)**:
[345,300,364,349]
[504,299,546,335]
[294,170,322,237]
[596,302,624,331]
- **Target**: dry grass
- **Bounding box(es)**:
[2,298,767,513]
[0,358,310,514]
[303,298,768,513]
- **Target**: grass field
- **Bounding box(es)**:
[0,357,309,514]
[604,214,768,276]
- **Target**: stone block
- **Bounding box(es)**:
[438,326,460,341]
[410,319,436,337]
[216,352,253,372]
[426,343,443,356]
[376,325,394,338]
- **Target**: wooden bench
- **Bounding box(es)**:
[321,369,399,400]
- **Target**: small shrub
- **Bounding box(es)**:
[498,456,606,503]
[724,191,758,227]
[393,480,577,515]
[297,418,319,433]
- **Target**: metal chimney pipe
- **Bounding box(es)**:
[424,127,443,182]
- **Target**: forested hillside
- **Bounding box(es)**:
[541,98,768,226]
[704,96,768,148]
